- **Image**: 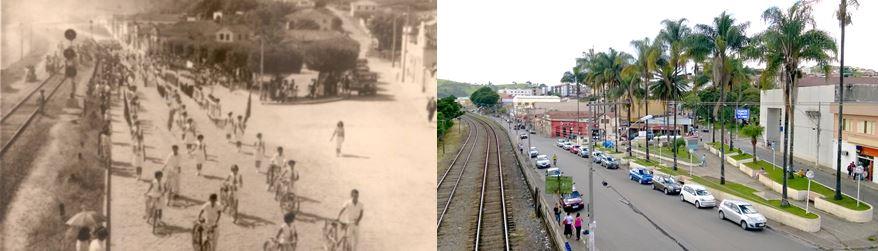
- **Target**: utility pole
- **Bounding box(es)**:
[20,22,25,61]
[835,13,847,200]
[588,100,597,251]
[391,16,397,67]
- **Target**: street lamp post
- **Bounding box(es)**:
[806,170,814,213]
[855,166,864,207]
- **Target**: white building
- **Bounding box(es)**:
[512,95,561,113]
[350,0,378,16]
[760,76,878,183]
[399,19,437,91]
[498,88,534,97]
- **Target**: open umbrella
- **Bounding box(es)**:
[66,211,106,228]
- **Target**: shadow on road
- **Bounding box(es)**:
[201,174,225,181]
[340,153,369,159]
[233,212,275,228]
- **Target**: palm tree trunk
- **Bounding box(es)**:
[780,70,792,206]
[628,91,633,157]
[788,81,799,179]
[673,98,678,170]
[644,75,651,161]
[720,78,726,184]
[615,101,621,153]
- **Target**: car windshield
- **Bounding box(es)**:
[666,177,677,184]
[567,191,581,198]
[538,157,548,161]
[606,157,615,162]
[739,204,758,214]
[695,189,709,196]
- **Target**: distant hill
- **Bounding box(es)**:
[438,79,538,98]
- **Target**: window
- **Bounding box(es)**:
[844,119,852,131]
[862,121,876,135]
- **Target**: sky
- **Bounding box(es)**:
[437,0,878,86]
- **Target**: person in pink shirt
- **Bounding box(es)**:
[574,213,583,241]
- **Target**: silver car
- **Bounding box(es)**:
[718,200,767,230]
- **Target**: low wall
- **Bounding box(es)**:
[756,174,808,201]
[726,156,753,168]
[631,149,698,167]
[813,196,873,223]
[690,181,822,232]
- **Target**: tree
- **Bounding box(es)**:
[655,18,691,171]
[692,11,749,183]
[751,1,836,205]
[470,86,499,108]
[304,37,360,96]
[438,96,464,119]
[629,38,660,160]
[834,0,860,201]
[741,125,765,162]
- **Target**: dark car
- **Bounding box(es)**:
[601,156,619,169]
[652,175,682,195]
[559,190,585,212]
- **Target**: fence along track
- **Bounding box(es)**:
[0,74,68,158]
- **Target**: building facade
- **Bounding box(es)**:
[498,88,534,97]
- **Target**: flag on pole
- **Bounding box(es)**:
[244,90,252,124]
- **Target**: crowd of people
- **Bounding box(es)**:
[99,43,365,250]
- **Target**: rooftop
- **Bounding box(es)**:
[797,76,878,87]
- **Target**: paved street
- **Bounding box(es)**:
[491,116,813,250]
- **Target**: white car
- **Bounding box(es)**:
[562,142,574,150]
[529,147,539,158]
[680,184,716,208]
[535,155,551,169]
[545,167,562,177]
[718,200,767,230]
[556,139,568,147]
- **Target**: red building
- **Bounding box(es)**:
[542,111,595,138]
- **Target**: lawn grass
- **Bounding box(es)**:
[731,153,754,160]
[709,142,740,153]
[692,176,820,219]
[595,144,622,154]
[633,158,659,167]
[636,145,695,162]
[745,160,871,211]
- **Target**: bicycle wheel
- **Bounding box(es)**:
[201,240,211,251]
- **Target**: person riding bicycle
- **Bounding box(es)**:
[552,153,558,166]
[198,194,222,251]
[268,147,286,191]
[143,171,165,224]
[276,160,299,195]
[275,212,298,251]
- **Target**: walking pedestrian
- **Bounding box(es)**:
[235,115,245,152]
[75,227,91,251]
[192,135,207,176]
[330,121,345,157]
[563,212,574,239]
[427,97,437,122]
[254,133,266,173]
[161,145,182,206]
[337,189,364,251]
[143,171,165,222]
[574,213,583,241]
[226,112,235,143]
[183,119,197,151]
[89,227,107,251]
[848,162,855,179]
[198,194,222,251]
[133,135,145,180]
[275,212,298,251]
[553,204,561,225]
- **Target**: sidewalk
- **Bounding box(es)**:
[691,134,878,250]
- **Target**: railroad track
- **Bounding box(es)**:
[470,114,512,251]
[437,116,477,226]
[0,73,68,157]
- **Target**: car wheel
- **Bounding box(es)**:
[740,221,748,230]
[695,201,701,208]
[719,211,725,220]
[664,188,669,195]
[680,195,685,202]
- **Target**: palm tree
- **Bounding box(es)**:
[630,38,660,160]
[834,0,859,201]
[752,1,837,205]
[593,49,632,153]
[741,125,765,162]
[621,65,643,157]
[691,11,749,184]
[655,18,692,171]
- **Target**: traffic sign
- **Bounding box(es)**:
[64,48,77,60]
[735,109,750,120]
[806,170,814,179]
[64,29,77,41]
[855,166,864,174]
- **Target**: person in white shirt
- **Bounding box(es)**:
[336,189,363,251]
[268,147,286,190]
[254,133,266,173]
[161,145,182,206]
[275,212,298,251]
[88,227,107,251]
[329,121,345,157]
[198,194,223,251]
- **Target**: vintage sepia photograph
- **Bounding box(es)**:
[439,0,877,250]
[1,0,436,250]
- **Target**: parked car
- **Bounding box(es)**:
[562,142,574,150]
[628,167,653,184]
[651,175,681,195]
[535,155,551,169]
[520,133,529,139]
[529,147,539,158]
[718,199,767,230]
[680,184,716,208]
[559,188,585,212]
[592,151,604,164]
[530,130,536,134]
[545,167,562,177]
[601,156,619,169]
[556,138,568,147]
[578,147,591,158]
[569,145,581,154]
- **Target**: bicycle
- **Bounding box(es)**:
[192,219,215,251]
[146,196,162,234]
[279,190,300,215]
[263,236,297,251]
[322,219,350,251]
